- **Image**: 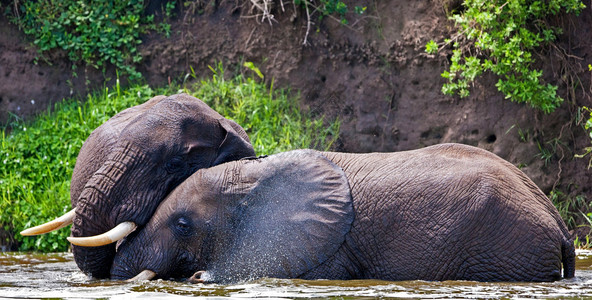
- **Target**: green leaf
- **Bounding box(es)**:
[425,40,438,54]
[243,62,264,79]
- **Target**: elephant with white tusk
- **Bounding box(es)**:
[108,144,575,283]
[21,93,255,278]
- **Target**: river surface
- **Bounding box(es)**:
[2,250,592,299]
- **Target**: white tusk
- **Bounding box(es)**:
[67,221,137,247]
[20,209,76,236]
[126,270,157,282]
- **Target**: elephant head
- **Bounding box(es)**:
[110,150,354,282]
[21,93,255,278]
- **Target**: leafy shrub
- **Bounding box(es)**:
[575,106,592,168]
[294,0,366,24]
[428,0,585,113]
[1,64,339,252]
[6,0,169,79]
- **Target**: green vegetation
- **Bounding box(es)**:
[0,63,339,252]
[427,0,585,113]
[575,105,592,169]
[294,0,366,24]
[6,0,174,79]
[574,235,592,249]
[577,212,592,248]
[549,189,591,229]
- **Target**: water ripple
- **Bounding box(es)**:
[1,251,592,299]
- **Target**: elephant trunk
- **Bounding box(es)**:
[71,144,146,278]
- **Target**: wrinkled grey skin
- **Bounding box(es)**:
[111,144,575,283]
[70,93,255,278]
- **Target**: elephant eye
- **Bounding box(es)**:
[174,217,193,237]
[165,157,186,173]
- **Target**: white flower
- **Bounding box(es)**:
[31,100,35,105]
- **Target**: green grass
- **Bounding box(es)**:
[0,64,339,252]
[549,189,591,230]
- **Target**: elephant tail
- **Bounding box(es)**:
[562,238,576,278]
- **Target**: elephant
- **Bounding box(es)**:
[109,144,575,283]
[21,93,255,278]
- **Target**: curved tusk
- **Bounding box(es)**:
[20,209,76,236]
[126,270,157,282]
[67,221,137,247]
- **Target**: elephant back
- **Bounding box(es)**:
[321,144,571,282]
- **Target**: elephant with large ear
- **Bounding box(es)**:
[21,93,255,278]
[110,144,575,283]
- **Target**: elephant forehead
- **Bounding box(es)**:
[162,170,224,213]
[158,94,224,121]
[121,115,223,150]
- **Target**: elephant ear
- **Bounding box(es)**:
[212,119,256,165]
[210,150,354,282]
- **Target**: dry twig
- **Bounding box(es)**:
[249,0,276,25]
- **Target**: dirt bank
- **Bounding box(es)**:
[1,0,591,228]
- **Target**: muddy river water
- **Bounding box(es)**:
[2,250,592,299]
